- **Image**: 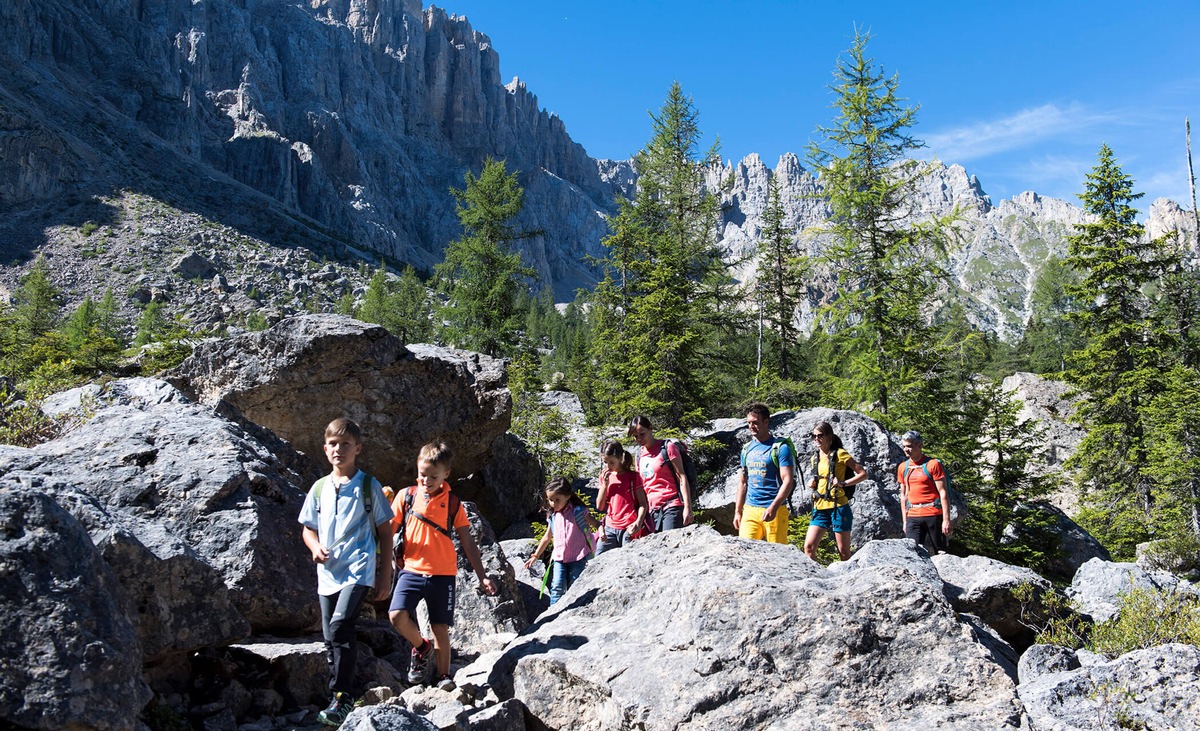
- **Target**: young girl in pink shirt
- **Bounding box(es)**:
[596,440,650,553]
[524,477,600,604]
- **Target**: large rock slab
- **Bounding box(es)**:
[933,553,1052,649]
[1001,373,1084,514]
[0,484,151,730]
[1033,503,1111,580]
[1067,558,1199,622]
[1019,643,1200,731]
[697,408,957,547]
[490,526,1021,730]
[168,314,511,490]
[0,378,317,647]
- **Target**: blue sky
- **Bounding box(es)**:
[439,1,1198,210]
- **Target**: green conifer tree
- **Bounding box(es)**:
[755,177,808,383]
[435,158,537,358]
[13,257,61,341]
[956,379,1060,571]
[1064,144,1171,559]
[585,82,732,426]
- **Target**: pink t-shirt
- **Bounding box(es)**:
[549,504,592,562]
[638,440,683,511]
[603,471,642,530]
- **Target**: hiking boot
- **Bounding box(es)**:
[407,639,433,685]
[317,692,354,727]
[435,674,456,692]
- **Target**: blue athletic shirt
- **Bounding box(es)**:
[741,438,795,508]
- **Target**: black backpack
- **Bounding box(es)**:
[810,449,855,502]
[644,438,699,505]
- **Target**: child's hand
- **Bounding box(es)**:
[523,555,538,569]
[311,545,329,563]
[480,577,498,595]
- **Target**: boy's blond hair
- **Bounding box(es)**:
[418,440,454,468]
[324,417,363,442]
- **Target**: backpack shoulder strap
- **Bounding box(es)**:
[314,476,329,512]
[361,472,373,515]
[661,439,681,486]
[447,494,461,536]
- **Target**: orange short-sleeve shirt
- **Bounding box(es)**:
[391,483,469,576]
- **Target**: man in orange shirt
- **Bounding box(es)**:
[896,431,951,555]
[388,441,497,691]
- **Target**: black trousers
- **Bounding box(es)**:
[319,584,370,694]
[905,514,948,555]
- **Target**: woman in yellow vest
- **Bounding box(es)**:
[804,421,867,562]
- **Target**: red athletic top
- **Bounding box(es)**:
[602,471,642,530]
[898,458,946,517]
[638,440,683,511]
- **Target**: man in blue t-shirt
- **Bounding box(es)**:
[734,403,795,544]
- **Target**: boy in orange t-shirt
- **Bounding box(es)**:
[387,441,497,691]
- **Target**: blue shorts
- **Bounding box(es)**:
[810,504,853,533]
[389,571,456,626]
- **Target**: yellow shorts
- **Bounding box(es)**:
[739,504,789,544]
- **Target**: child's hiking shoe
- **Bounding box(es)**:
[317,691,354,727]
[435,674,456,692]
[407,638,434,685]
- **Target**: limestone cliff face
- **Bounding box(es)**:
[0,0,620,296]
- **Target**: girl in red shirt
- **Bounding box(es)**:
[596,440,650,552]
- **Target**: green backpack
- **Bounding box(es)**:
[314,472,378,552]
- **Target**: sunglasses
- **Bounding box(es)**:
[810,433,827,439]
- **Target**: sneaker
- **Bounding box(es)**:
[317,691,354,727]
[434,674,456,692]
[407,638,433,685]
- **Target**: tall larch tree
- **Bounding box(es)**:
[805,30,951,420]
[754,176,807,384]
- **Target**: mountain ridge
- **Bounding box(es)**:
[2,0,1195,338]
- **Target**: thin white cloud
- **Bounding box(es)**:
[924,103,1121,162]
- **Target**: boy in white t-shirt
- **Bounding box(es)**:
[298,418,394,726]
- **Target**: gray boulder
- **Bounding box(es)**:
[0,378,316,648]
[933,553,1051,648]
[168,314,512,492]
[443,502,529,655]
[1018,644,1081,685]
[340,704,440,730]
[490,526,1021,730]
[0,484,151,730]
[1019,643,1200,731]
[1039,503,1111,580]
[1001,372,1084,514]
[458,432,543,536]
[827,538,945,591]
[499,538,549,623]
[1067,558,1199,622]
[459,698,527,730]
